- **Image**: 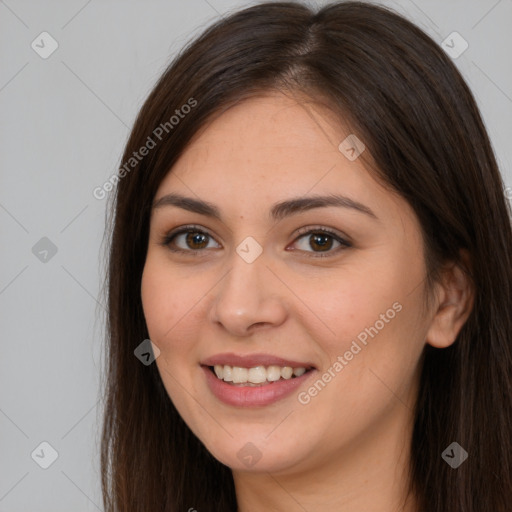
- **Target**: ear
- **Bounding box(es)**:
[425,250,474,349]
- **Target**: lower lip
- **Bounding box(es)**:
[202,366,315,407]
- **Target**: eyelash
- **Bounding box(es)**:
[160,224,352,258]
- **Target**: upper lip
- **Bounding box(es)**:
[201,352,316,369]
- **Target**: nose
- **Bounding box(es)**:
[208,249,288,337]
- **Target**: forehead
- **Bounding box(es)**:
[153,91,407,226]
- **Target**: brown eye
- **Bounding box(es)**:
[184,231,209,250]
[309,233,334,252]
[291,228,351,258]
[162,226,221,253]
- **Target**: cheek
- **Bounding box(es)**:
[305,251,426,382]
[141,265,170,341]
[141,256,213,385]
[141,259,203,412]
[141,259,193,346]
[302,271,402,352]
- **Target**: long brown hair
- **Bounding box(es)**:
[100,2,512,510]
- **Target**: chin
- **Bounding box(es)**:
[198,432,311,474]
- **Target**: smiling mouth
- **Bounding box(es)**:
[207,364,314,386]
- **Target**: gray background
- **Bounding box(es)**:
[1,0,511,510]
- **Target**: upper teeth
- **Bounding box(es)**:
[213,365,307,383]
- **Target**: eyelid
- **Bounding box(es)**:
[290,225,352,258]
[161,224,220,253]
[160,224,352,257]
[293,225,352,244]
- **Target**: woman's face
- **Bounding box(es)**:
[141,91,433,475]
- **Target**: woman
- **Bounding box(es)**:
[100,2,512,511]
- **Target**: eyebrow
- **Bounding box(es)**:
[152,192,378,221]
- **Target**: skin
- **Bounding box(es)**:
[141,91,473,512]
